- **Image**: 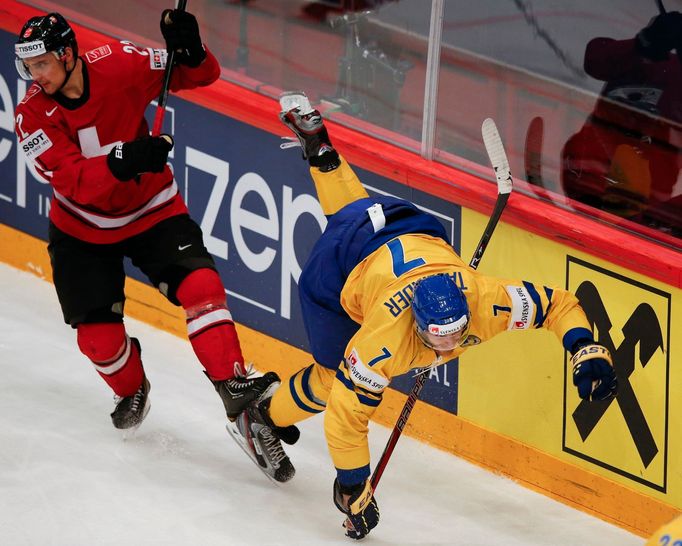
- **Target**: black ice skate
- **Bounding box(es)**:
[279,91,340,172]
[111,376,151,431]
[226,398,296,483]
[210,364,281,421]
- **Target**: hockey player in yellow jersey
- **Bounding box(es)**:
[229,92,618,539]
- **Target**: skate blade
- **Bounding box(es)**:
[120,400,151,441]
[225,421,282,485]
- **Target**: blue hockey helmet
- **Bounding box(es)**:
[412,273,470,350]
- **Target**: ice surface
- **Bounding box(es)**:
[0,263,644,546]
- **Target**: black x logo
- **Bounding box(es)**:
[571,281,664,468]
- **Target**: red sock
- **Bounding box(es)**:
[176,268,243,381]
[77,322,144,397]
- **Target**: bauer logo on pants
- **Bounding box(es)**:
[562,256,671,492]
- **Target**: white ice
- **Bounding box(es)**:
[0,262,644,546]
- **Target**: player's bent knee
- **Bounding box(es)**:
[312,363,335,393]
[176,268,226,316]
[77,322,127,363]
[294,364,330,411]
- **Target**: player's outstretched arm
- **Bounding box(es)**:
[324,361,385,539]
[333,478,380,540]
[570,340,618,401]
[482,277,618,403]
[531,287,618,401]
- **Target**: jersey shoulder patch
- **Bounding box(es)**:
[147,48,168,70]
[504,284,536,330]
[85,44,113,64]
[19,83,43,105]
[346,348,390,392]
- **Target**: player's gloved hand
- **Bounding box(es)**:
[635,11,682,61]
[570,341,618,401]
[160,9,206,67]
[333,478,379,540]
[107,135,174,181]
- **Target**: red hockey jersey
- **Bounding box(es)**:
[14,40,221,244]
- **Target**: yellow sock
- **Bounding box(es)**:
[311,157,369,216]
[269,363,335,427]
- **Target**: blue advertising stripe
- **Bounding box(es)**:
[390,360,459,415]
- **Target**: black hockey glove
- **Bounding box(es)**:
[107,135,174,182]
[160,9,206,68]
[333,478,379,540]
[635,11,682,61]
[570,340,618,402]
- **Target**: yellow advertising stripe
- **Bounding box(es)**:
[371,392,679,538]
[0,225,54,282]
[0,224,309,378]
[0,223,676,537]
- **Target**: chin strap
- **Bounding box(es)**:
[56,55,78,92]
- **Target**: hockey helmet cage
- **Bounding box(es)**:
[15,13,77,79]
[412,273,470,344]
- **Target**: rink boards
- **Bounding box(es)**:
[1,1,681,537]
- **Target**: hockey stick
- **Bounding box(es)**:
[369,118,513,492]
[151,0,188,136]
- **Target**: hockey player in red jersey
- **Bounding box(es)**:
[13,12,280,434]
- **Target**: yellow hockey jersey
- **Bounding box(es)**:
[325,232,592,476]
